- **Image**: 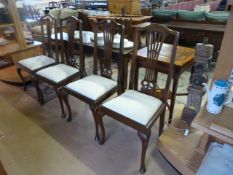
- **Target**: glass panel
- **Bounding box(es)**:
[0,26,17,45]
[15,0,41,21]
[0,0,13,24]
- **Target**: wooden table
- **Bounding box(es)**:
[192,105,233,145]
[132,21,225,50]
[88,15,152,41]
[135,44,195,124]
[88,15,152,25]
[157,127,205,175]
[0,41,42,84]
[157,105,233,175]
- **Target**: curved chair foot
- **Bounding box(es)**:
[67,116,72,122]
[98,139,105,145]
[96,107,106,144]
[61,112,66,119]
[137,130,151,174]
[95,135,100,142]
[139,167,146,174]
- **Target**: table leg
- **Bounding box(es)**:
[168,73,180,124]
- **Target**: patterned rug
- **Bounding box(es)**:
[23,82,57,103]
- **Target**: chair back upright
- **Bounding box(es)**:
[60,16,85,77]
[130,23,179,103]
[92,20,125,83]
[78,12,92,31]
[114,18,132,39]
[40,14,59,62]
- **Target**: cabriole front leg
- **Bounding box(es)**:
[60,89,71,121]
[89,105,100,141]
[137,130,151,174]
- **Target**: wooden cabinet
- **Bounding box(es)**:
[108,0,141,15]
[164,21,225,51]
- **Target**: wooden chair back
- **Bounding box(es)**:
[92,20,125,82]
[78,11,92,31]
[40,14,59,62]
[130,23,179,103]
[60,16,85,77]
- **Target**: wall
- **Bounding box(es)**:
[213,6,233,80]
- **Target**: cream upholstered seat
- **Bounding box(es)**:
[36,64,79,83]
[65,74,117,100]
[103,90,162,126]
[18,55,55,71]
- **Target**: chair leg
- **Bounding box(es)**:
[17,67,26,91]
[55,88,66,120]
[89,106,100,142]
[96,108,105,145]
[34,78,44,105]
[137,130,151,174]
[60,89,70,120]
[159,109,166,136]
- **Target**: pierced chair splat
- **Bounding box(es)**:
[96,23,179,173]
[59,20,125,141]
[17,14,59,90]
[34,16,85,114]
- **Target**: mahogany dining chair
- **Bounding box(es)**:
[34,16,85,116]
[59,20,126,141]
[96,23,179,173]
[17,14,59,90]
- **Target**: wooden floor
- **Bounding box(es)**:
[0,81,182,175]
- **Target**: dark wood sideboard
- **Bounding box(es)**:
[163,21,225,50]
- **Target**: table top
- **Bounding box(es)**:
[158,127,204,175]
[165,21,226,32]
[192,105,233,145]
[136,43,195,67]
[88,15,152,24]
[131,22,151,29]
[0,41,41,57]
[131,21,225,32]
[52,32,134,55]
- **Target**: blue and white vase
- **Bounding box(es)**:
[203,80,229,114]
